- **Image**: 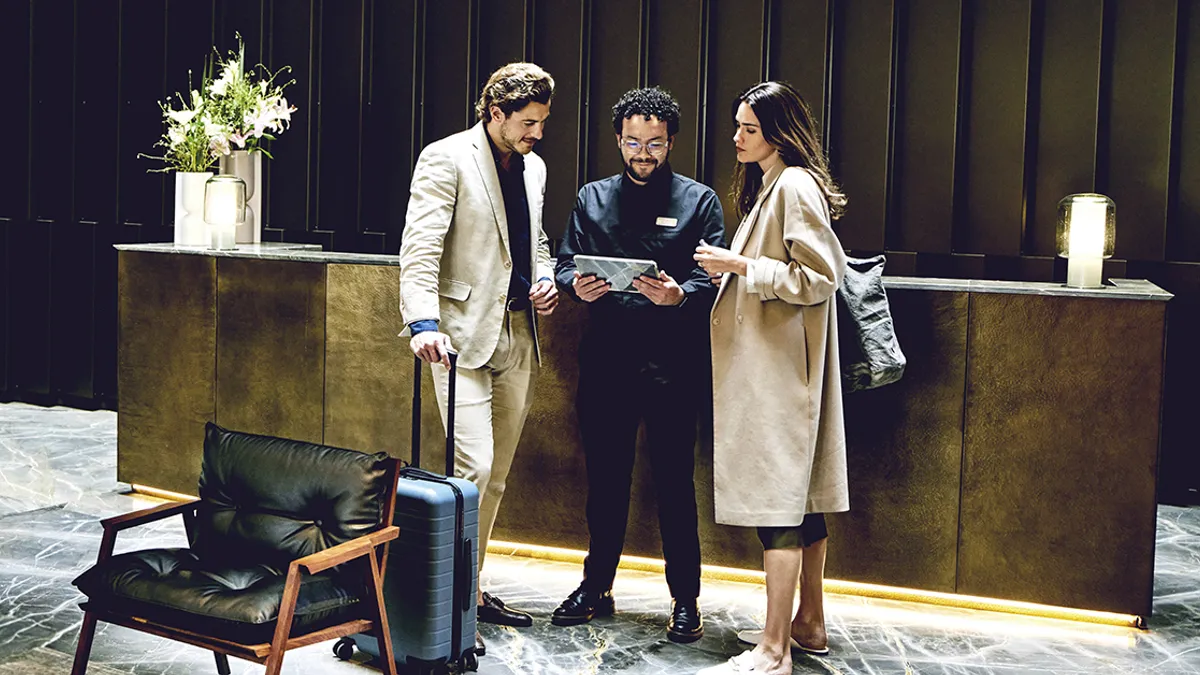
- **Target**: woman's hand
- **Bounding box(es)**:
[694,242,751,281]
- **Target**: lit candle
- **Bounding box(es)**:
[1066,198,1106,288]
[204,175,246,250]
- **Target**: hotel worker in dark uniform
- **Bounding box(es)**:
[552,87,726,643]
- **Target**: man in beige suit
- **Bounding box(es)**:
[399,63,558,645]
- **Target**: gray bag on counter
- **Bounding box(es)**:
[836,255,906,392]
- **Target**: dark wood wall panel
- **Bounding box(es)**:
[422,0,473,147]
[313,0,365,240]
[30,0,74,225]
[1027,0,1102,258]
[75,2,120,226]
[50,224,94,400]
[771,0,830,131]
[478,0,529,89]
[648,0,702,180]
[958,0,1030,256]
[266,0,315,233]
[218,0,264,67]
[531,0,585,239]
[1,0,29,396]
[364,0,417,252]
[0,223,7,393]
[7,226,51,398]
[706,0,767,225]
[1104,0,1178,262]
[828,0,893,251]
[1173,0,1200,262]
[5,0,1200,502]
[585,0,641,184]
[0,0,30,222]
[890,0,960,253]
[117,3,167,228]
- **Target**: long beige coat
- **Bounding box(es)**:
[398,123,554,370]
[710,164,849,527]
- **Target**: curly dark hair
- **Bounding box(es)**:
[611,87,681,136]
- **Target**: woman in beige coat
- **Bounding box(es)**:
[694,81,848,675]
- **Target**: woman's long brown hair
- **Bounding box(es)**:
[730,81,846,220]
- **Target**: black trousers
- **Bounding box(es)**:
[576,332,703,601]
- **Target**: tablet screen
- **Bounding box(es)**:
[574,255,660,293]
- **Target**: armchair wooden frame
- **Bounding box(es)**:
[71,459,402,675]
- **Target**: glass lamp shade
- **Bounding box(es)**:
[204,174,246,250]
[1055,193,1115,288]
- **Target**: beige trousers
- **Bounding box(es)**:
[431,309,538,572]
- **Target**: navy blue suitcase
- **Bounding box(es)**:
[336,354,480,674]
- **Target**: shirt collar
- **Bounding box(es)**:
[485,129,524,173]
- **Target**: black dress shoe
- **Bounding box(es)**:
[667,599,703,643]
[475,631,486,657]
[551,584,615,626]
[477,591,533,627]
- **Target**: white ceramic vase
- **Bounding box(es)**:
[173,171,213,247]
[218,150,262,244]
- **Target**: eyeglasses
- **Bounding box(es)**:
[621,138,669,155]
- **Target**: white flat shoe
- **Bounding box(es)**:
[736,628,830,656]
[697,650,760,673]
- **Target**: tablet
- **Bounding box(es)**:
[574,254,660,293]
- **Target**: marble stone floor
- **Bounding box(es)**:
[1,402,1198,674]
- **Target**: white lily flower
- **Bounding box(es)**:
[167,108,197,125]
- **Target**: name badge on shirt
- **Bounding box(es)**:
[655,216,677,228]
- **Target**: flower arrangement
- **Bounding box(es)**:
[204,35,296,158]
[140,70,218,173]
[140,35,296,172]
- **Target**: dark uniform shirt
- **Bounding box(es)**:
[555,165,727,328]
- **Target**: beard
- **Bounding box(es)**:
[625,155,667,182]
[500,124,536,155]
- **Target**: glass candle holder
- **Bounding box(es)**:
[1055,193,1115,289]
[204,174,247,251]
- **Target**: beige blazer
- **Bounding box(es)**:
[709,164,849,527]
[399,123,555,370]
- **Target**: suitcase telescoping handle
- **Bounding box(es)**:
[411,351,457,477]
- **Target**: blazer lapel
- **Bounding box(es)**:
[472,123,510,252]
[729,163,786,256]
[523,160,542,278]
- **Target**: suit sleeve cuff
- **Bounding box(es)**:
[744,259,759,294]
[408,319,439,336]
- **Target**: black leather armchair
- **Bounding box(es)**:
[70,423,401,675]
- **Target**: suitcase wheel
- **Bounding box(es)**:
[460,651,479,672]
[332,637,355,661]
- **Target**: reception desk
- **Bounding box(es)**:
[115,243,1171,622]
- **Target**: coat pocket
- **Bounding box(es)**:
[437,278,472,301]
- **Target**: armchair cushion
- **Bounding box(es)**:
[192,423,393,568]
[73,548,359,644]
